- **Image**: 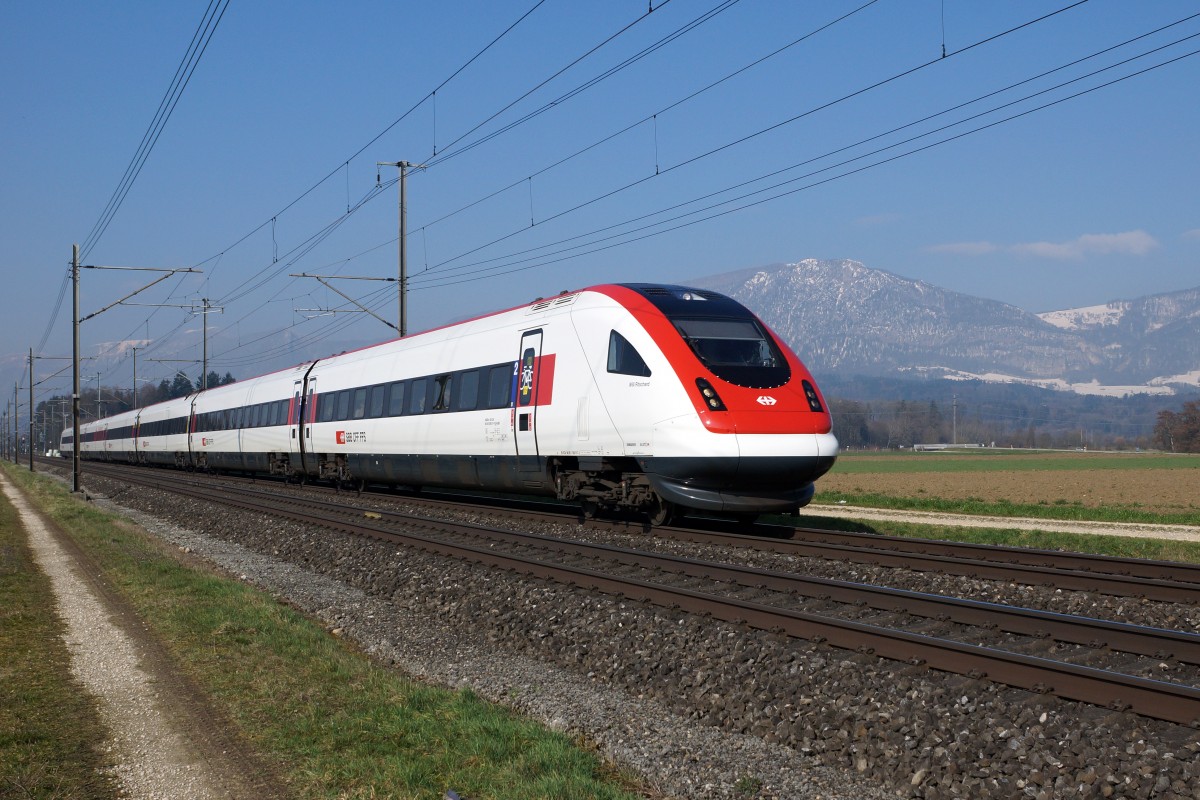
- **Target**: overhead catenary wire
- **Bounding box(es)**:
[178,0,1126,371]
[411,0,1100,282]
[410,13,1200,287]
[72,0,554,387]
[132,1,710,373]
[79,0,230,262]
[192,0,551,294]
[59,0,1194,396]
[408,43,1200,292]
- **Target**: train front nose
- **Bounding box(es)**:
[642,427,838,515]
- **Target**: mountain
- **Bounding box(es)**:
[692,259,1200,396]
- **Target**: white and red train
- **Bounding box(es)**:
[63,283,838,522]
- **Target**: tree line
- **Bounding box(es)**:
[1155,401,1200,453]
[828,396,1160,451]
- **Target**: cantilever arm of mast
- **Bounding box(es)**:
[290,273,398,332]
[79,266,201,323]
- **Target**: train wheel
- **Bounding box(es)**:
[647,497,675,527]
[580,499,599,521]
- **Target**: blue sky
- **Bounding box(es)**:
[3,0,1199,406]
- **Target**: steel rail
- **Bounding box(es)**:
[71,459,1200,603]
[175,477,1200,667]
[651,525,1200,604]
[84,464,1200,726]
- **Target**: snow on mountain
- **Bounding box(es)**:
[691,259,1200,396]
[1037,303,1127,330]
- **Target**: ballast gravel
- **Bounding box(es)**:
[80,473,1200,799]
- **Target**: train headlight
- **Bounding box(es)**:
[802,380,824,412]
[695,378,727,411]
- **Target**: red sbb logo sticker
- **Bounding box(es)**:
[336,431,346,444]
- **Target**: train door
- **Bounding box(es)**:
[291,373,316,474]
[291,379,304,469]
[514,329,543,485]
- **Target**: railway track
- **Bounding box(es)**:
[70,459,1200,726]
[59,457,1200,603]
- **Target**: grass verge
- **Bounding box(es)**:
[0,476,120,799]
[1,463,644,800]
[793,512,1200,564]
[811,489,1200,527]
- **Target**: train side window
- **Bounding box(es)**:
[318,394,334,423]
[266,403,278,427]
[352,387,368,419]
[368,384,387,418]
[278,399,289,425]
[408,378,428,414]
[335,390,351,421]
[455,370,479,411]
[387,381,405,416]
[608,331,652,377]
[486,364,513,408]
[432,374,453,411]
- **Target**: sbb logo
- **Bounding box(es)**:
[756,396,777,406]
[336,431,346,444]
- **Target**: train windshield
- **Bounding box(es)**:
[672,317,791,388]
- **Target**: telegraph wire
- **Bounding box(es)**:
[423,0,737,168]
[87,0,552,385]
[133,0,681,372]
[408,44,1200,291]
[198,0,1113,371]
[79,0,230,262]
[415,0,1097,280]
[68,1,1187,388]
[192,0,550,293]
[418,0,881,235]
[38,2,228,353]
[35,272,71,354]
[89,0,752,381]
[413,13,1200,285]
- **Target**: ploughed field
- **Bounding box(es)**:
[815,450,1200,517]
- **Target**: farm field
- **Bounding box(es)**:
[814,450,1200,521]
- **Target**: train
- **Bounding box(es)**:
[63,283,838,524]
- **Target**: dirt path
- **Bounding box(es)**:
[2,473,283,800]
[804,503,1200,542]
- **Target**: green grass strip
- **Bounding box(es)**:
[812,489,1200,526]
[793,513,1200,565]
[0,476,120,799]
[1,464,642,800]
[829,452,1200,473]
